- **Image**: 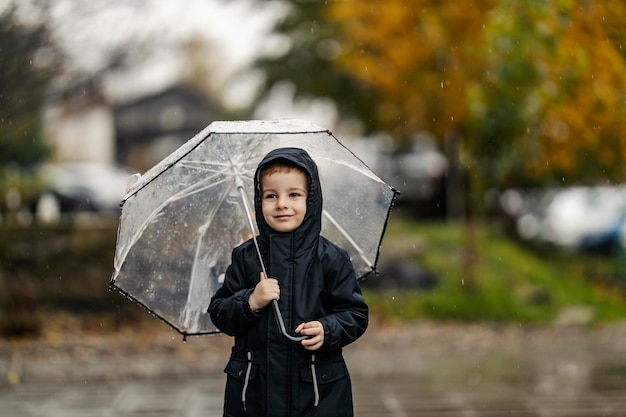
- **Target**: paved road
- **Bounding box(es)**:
[3,321,626,416]
[2,365,625,417]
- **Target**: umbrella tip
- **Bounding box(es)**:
[126,173,141,192]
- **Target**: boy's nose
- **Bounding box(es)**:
[276,196,288,207]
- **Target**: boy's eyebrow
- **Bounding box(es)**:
[286,185,307,191]
[261,187,308,197]
[262,186,307,192]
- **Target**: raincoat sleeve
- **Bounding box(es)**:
[318,244,368,350]
[208,245,262,336]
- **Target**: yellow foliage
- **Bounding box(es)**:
[532,1,626,181]
[327,0,626,184]
[327,0,495,141]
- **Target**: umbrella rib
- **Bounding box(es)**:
[173,177,230,200]
[178,160,231,173]
[177,161,255,186]
[115,177,232,272]
[322,209,374,270]
[234,179,307,344]
[218,135,308,344]
[180,181,236,333]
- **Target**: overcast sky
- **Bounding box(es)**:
[2,0,342,130]
[2,0,285,103]
[65,0,286,106]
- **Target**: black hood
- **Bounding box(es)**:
[253,147,322,252]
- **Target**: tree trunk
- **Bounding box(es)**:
[444,132,479,293]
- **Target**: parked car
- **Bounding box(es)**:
[34,162,135,217]
[343,133,448,218]
[500,185,626,253]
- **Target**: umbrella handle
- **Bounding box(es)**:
[271,299,309,343]
[234,176,309,343]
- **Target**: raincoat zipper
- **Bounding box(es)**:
[311,353,319,407]
[242,350,253,413]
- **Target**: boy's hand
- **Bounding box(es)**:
[295,321,324,351]
[249,272,280,311]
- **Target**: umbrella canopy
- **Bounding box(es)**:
[111,119,398,337]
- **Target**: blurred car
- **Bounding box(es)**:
[500,185,626,253]
[390,139,448,217]
[335,133,448,218]
[35,162,135,216]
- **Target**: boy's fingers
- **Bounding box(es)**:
[296,322,319,334]
[260,271,266,280]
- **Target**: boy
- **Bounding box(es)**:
[208,147,368,417]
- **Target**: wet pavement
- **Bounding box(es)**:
[2,320,626,416]
[2,365,625,417]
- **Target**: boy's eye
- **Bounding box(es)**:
[263,193,276,200]
[289,192,303,198]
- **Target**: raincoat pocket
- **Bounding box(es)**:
[224,355,258,381]
[300,359,348,385]
[224,353,258,414]
[299,359,352,416]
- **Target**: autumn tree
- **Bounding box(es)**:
[323,0,626,287]
[328,0,626,191]
[255,0,626,290]
[252,1,379,133]
[470,0,626,189]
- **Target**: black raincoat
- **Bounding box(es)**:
[209,147,368,417]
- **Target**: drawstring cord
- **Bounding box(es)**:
[242,350,253,413]
[311,353,319,407]
[241,351,319,410]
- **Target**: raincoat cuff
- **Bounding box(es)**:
[241,290,263,319]
[322,322,333,350]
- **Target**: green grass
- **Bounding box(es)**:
[365,217,626,324]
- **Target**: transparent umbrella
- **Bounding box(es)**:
[110,119,398,339]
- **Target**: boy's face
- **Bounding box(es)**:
[261,169,308,233]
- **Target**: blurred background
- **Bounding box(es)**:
[2,0,626,415]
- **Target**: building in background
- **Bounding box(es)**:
[114,85,218,173]
[44,77,115,164]
[34,82,217,221]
